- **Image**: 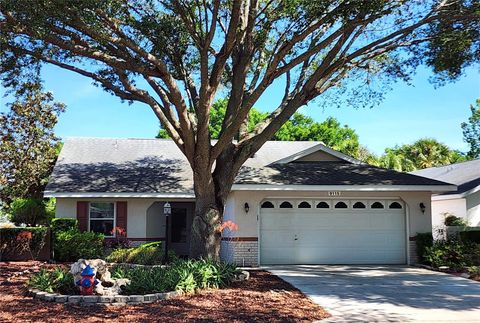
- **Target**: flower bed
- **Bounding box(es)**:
[27,258,245,305]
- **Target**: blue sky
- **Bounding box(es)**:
[1,64,479,155]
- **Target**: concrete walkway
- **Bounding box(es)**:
[266,265,480,322]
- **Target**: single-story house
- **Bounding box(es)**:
[45,138,455,266]
[411,159,480,232]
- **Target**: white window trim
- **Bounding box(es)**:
[351,200,368,209]
[333,200,350,209]
[314,200,332,209]
[369,201,386,209]
[88,202,116,238]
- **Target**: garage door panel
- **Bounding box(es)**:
[260,199,406,265]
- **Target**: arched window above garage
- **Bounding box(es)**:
[371,201,384,209]
[298,201,311,208]
[261,201,274,208]
[334,201,348,209]
[389,202,402,209]
[279,201,293,208]
[352,202,366,209]
[316,202,330,209]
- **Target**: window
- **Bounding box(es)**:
[316,202,330,209]
[371,201,384,209]
[389,202,402,209]
[334,201,348,209]
[352,202,366,209]
[261,201,274,208]
[89,202,115,236]
[298,201,311,208]
[279,201,293,208]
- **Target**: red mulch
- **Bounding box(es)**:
[0,261,329,322]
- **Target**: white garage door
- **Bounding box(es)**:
[260,199,406,265]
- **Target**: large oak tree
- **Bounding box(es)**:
[1,0,478,259]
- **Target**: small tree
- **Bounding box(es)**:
[461,99,480,159]
[0,82,64,207]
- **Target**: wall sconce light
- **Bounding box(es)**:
[419,202,426,214]
[244,202,250,213]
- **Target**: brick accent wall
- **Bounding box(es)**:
[409,240,419,264]
[220,240,258,267]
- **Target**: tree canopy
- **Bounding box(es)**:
[0,83,64,207]
[461,99,480,159]
[1,0,478,258]
[378,138,465,172]
[158,98,361,157]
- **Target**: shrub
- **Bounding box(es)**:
[106,242,164,265]
[0,227,48,260]
[51,218,78,233]
[444,215,468,227]
[104,226,130,249]
[424,239,476,270]
[10,198,47,226]
[54,229,104,261]
[459,230,480,244]
[27,267,77,294]
[415,232,433,263]
[110,258,238,295]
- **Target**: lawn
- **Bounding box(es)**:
[0,261,329,322]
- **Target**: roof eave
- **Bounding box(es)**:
[231,184,457,192]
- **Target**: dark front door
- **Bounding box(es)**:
[168,202,194,256]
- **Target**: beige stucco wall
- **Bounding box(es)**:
[431,198,467,232]
[467,190,480,226]
[224,190,433,238]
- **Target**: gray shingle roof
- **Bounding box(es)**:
[45,137,450,194]
[411,159,480,195]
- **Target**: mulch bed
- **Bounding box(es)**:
[0,261,329,322]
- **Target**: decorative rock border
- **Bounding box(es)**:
[28,288,180,306]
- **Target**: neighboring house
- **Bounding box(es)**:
[45,138,454,266]
[411,159,480,232]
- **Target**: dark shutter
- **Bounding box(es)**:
[76,201,89,232]
[116,201,128,234]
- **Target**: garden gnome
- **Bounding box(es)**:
[76,265,99,295]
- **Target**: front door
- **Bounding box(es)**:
[168,202,194,256]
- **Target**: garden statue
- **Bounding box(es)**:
[71,259,130,296]
[76,265,99,295]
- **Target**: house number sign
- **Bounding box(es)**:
[328,191,341,196]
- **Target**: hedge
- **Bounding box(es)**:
[51,218,78,233]
[0,227,48,260]
[460,230,480,244]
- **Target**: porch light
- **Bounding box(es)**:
[419,202,426,214]
[244,203,250,213]
[164,202,171,216]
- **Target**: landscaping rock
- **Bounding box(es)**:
[83,295,99,303]
[460,273,470,278]
[144,294,157,302]
[68,295,82,304]
[98,295,115,303]
[128,295,145,303]
[44,293,57,302]
[164,291,178,299]
[70,259,130,296]
[114,295,129,303]
[234,270,250,282]
[439,266,450,272]
[55,295,68,303]
[34,291,47,300]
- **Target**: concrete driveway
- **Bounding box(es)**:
[266,265,480,322]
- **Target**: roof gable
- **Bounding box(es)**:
[271,143,362,165]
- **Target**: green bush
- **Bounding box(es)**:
[54,229,104,261]
[424,239,476,270]
[0,227,48,260]
[415,232,433,263]
[51,218,78,233]
[110,258,238,295]
[106,242,165,265]
[10,198,48,226]
[27,267,77,294]
[444,215,468,227]
[460,230,480,244]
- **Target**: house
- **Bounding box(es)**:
[411,159,480,232]
[45,138,455,266]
